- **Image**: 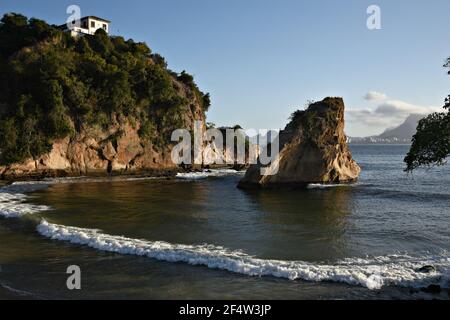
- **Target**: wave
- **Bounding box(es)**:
[1,170,241,187]
[0,192,50,218]
[2,180,450,292]
[307,183,357,189]
[36,219,450,290]
[3,176,162,190]
[360,186,450,202]
[176,169,243,180]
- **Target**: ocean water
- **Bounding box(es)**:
[0,145,449,300]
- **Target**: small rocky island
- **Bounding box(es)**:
[238,97,361,188]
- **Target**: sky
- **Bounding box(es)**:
[1,0,450,136]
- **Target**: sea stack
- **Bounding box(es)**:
[238,97,361,188]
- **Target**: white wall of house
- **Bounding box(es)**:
[84,18,109,35]
[64,17,110,37]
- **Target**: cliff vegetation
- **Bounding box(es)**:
[0,13,210,167]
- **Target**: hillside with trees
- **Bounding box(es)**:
[0,13,210,170]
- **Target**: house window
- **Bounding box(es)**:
[103,24,107,30]
[91,21,95,28]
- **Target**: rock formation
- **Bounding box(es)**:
[0,14,231,180]
[0,115,196,180]
[238,97,361,188]
[0,118,257,180]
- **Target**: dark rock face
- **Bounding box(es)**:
[416,265,437,274]
[238,97,361,189]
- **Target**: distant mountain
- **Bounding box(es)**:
[378,114,424,140]
[349,114,424,144]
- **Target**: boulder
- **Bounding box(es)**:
[238,97,361,188]
[415,265,436,274]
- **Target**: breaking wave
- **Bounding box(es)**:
[36,219,450,290]
[3,176,161,190]
[176,169,243,180]
[2,180,450,292]
[0,191,50,218]
[307,183,356,189]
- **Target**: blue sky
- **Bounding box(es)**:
[1,0,449,136]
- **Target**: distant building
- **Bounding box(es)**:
[60,16,111,37]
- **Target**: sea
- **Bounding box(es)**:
[0,145,449,299]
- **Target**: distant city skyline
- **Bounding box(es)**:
[1,0,449,136]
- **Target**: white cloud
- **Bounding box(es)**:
[347,99,442,130]
[364,91,387,101]
[375,100,440,118]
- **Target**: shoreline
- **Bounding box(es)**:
[0,165,243,184]
[0,168,180,183]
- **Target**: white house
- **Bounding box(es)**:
[61,16,111,37]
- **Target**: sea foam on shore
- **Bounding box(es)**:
[36,219,450,291]
[2,177,449,292]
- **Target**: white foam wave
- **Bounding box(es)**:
[176,169,243,180]
[5,176,161,189]
[36,220,450,290]
[0,192,50,218]
[307,183,356,189]
[3,177,449,291]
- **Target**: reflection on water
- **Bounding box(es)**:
[31,177,356,261]
[241,187,355,260]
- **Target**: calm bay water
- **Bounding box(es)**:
[0,145,449,299]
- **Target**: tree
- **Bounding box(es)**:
[0,13,29,58]
[202,92,211,111]
[404,59,450,171]
[178,70,195,88]
[404,110,450,171]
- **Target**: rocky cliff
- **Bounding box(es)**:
[0,14,213,180]
[0,112,202,180]
[238,97,361,188]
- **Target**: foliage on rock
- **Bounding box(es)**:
[0,13,210,165]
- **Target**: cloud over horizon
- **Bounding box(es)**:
[347,92,442,134]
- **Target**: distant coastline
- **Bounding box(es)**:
[348,113,424,145]
[348,139,412,145]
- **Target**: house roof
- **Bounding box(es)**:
[81,16,111,23]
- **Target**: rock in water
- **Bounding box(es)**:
[415,265,436,273]
[238,97,361,188]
